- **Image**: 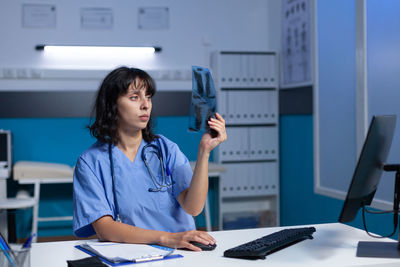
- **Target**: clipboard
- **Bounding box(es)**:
[75,244,183,266]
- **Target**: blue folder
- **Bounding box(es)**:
[75,244,183,266]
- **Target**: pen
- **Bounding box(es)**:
[0,233,17,267]
[22,233,36,248]
[135,255,164,263]
[0,242,16,267]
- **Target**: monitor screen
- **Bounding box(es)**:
[0,132,8,162]
[339,115,397,223]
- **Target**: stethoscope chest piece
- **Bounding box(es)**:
[108,138,174,222]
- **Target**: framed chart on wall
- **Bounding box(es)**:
[281,0,314,88]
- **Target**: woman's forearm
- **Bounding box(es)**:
[93,215,168,244]
[178,113,227,216]
[92,215,215,251]
[178,148,210,216]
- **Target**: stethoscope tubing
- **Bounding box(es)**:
[108,138,173,222]
[108,142,121,222]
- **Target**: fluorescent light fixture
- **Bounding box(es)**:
[35,45,162,54]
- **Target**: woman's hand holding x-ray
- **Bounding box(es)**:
[200,112,227,153]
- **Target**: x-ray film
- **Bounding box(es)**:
[188,66,217,134]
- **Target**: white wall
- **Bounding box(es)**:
[0,0,281,90]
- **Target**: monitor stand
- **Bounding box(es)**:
[357,164,400,258]
[357,241,400,258]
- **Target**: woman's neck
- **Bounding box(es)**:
[117,129,143,162]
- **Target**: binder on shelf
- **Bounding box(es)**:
[266,162,279,194]
[75,242,182,266]
[221,162,279,197]
[221,163,241,197]
[248,91,265,124]
[267,54,277,87]
[223,90,278,125]
[242,92,251,122]
[218,90,228,120]
[268,90,278,121]
[247,54,257,87]
[220,54,241,88]
[239,54,247,87]
[249,127,278,161]
[227,91,240,123]
[255,55,265,87]
[237,54,243,88]
[219,127,249,161]
[221,54,237,88]
[219,54,230,87]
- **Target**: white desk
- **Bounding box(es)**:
[31,223,400,266]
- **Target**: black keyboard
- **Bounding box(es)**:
[223,227,316,259]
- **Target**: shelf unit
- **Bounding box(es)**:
[211,51,279,230]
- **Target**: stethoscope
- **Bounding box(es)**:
[108,138,174,223]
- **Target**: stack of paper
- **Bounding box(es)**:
[79,241,174,263]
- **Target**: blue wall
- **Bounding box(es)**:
[279,115,342,226]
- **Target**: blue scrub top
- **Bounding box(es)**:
[73,135,196,237]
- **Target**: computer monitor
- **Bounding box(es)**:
[0,130,11,179]
[338,115,400,258]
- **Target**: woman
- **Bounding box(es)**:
[73,67,227,251]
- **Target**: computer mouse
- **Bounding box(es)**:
[190,241,217,251]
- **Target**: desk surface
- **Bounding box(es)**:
[31,223,400,266]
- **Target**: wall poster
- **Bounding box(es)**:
[281,0,313,88]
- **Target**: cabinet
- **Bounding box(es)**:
[211,51,279,230]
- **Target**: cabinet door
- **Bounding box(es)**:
[218,127,249,161]
[219,54,241,88]
[221,162,278,197]
[248,127,278,160]
[220,163,245,197]
[246,91,267,124]
[257,54,277,87]
[255,162,278,196]
[226,90,278,125]
[218,90,228,120]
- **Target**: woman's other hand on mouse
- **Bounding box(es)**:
[160,230,216,251]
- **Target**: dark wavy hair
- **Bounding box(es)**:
[88,66,158,144]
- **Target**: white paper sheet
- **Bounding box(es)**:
[81,241,173,263]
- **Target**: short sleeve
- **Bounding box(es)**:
[73,157,113,237]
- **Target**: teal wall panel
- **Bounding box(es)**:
[0,118,95,166]
[279,115,343,226]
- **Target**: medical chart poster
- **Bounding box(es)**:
[281,0,313,88]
